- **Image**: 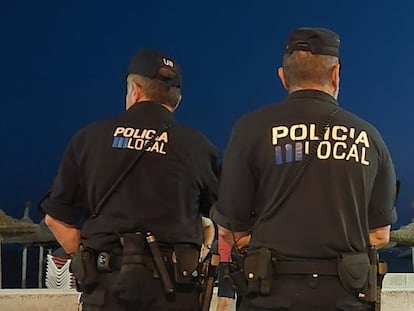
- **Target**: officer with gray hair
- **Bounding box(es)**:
[41,48,219,311]
[211,27,397,310]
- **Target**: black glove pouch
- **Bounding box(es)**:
[173,244,200,285]
[70,247,98,293]
[244,248,273,296]
[337,252,370,295]
[113,232,155,302]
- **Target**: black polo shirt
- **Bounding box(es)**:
[42,101,219,251]
[211,90,397,259]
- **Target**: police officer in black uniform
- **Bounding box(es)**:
[41,49,219,311]
[211,27,398,310]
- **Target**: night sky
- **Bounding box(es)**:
[1,2,413,234]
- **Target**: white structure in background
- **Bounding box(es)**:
[45,253,76,289]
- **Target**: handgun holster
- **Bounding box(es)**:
[228,245,249,296]
[69,245,98,293]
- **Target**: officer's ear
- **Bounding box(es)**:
[131,82,144,102]
[331,63,340,93]
[125,79,145,109]
[171,94,182,112]
[277,67,289,91]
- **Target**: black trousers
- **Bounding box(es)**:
[80,270,201,311]
[238,275,368,311]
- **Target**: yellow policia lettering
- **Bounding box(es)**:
[113,127,169,154]
[272,124,369,146]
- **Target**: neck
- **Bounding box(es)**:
[127,100,174,112]
[126,95,150,110]
[289,85,337,99]
[160,103,174,112]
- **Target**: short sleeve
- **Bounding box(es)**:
[368,142,398,229]
[41,138,85,226]
[211,118,256,231]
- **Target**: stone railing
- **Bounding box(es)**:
[1,274,414,311]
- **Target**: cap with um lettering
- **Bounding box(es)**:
[127,49,182,88]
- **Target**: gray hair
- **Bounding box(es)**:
[127,72,181,109]
[283,51,339,88]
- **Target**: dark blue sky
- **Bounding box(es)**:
[1,1,413,228]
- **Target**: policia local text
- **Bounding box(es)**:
[272,123,370,166]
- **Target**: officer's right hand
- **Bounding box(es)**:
[235,235,251,249]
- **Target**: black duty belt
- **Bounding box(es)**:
[94,244,175,273]
[96,252,124,272]
[96,252,160,273]
[275,260,338,276]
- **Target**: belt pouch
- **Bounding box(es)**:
[173,244,200,285]
[244,248,273,295]
[70,246,98,293]
[338,252,370,294]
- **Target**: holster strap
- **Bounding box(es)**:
[276,260,338,276]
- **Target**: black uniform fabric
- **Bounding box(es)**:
[211,90,397,309]
[43,101,218,249]
[238,274,368,311]
[212,90,397,257]
[81,270,201,311]
[41,101,218,310]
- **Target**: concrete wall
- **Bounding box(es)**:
[0,289,79,311]
[1,274,414,311]
[381,289,414,311]
[380,273,414,311]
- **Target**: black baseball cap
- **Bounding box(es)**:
[127,49,182,88]
[284,27,340,57]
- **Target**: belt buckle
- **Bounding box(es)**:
[97,251,112,272]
